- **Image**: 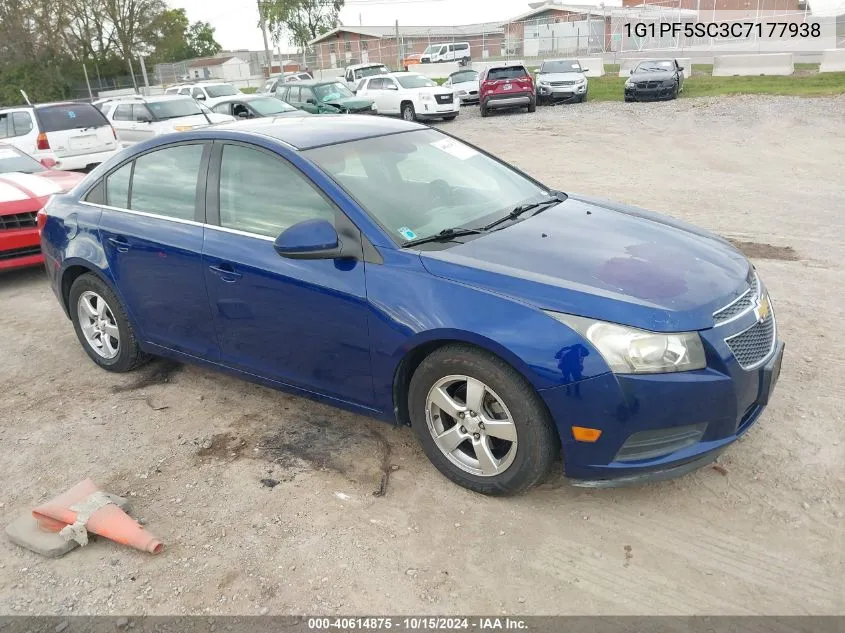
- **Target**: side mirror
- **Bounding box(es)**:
[195,93,206,100]
[274,219,346,260]
[306,98,317,105]
[629,69,634,75]
[139,116,153,124]
[237,111,249,118]
[678,66,685,71]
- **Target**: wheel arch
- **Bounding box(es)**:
[58,260,116,319]
[391,330,548,428]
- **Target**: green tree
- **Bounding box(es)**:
[186,21,222,58]
[149,8,192,64]
[260,0,344,49]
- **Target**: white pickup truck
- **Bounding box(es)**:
[343,63,391,91]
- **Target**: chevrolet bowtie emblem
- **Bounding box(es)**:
[754,295,771,323]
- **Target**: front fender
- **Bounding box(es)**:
[366,250,610,412]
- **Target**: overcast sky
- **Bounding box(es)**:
[172,0,568,52]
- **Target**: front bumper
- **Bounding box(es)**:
[541,333,784,484]
[625,84,677,101]
[537,84,587,100]
[417,102,459,119]
[0,227,43,271]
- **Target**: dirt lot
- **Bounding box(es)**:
[1,95,843,616]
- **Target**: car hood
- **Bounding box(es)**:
[538,72,585,82]
[0,171,66,214]
[419,196,750,332]
[324,96,373,110]
[629,70,675,82]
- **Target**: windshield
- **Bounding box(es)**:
[315,82,355,102]
[450,71,478,83]
[205,84,240,98]
[0,146,45,174]
[147,99,204,120]
[306,129,548,245]
[397,75,436,89]
[355,65,389,79]
[248,97,297,115]
[423,45,440,54]
[636,61,675,72]
[540,60,582,73]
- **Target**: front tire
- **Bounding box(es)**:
[401,102,416,122]
[442,114,457,121]
[408,344,558,495]
[69,273,149,372]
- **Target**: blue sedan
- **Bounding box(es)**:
[39,115,783,495]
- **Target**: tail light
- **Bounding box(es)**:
[37,132,50,150]
[40,158,57,169]
[36,208,48,233]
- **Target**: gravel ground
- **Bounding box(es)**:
[1,95,843,616]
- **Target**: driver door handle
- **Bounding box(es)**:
[108,236,130,253]
[209,263,242,282]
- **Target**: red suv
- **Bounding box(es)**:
[479,64,536,117]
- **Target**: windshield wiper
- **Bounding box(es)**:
[482,190,567,231]
[403,227,487,248]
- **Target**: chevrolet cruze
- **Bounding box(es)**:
[39,116,783,495]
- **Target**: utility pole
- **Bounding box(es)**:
[257,0,274,77]
[82,62,93,100]
[127,54,138,93]
[138,55,150,91]
[395,20,401,70]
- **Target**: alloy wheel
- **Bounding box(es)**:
[77,290,120,359]
[425,375,518,477]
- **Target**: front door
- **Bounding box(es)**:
[202,142,374,406]
[98,142,219,359]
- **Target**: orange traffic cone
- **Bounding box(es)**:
[32,479,163,554]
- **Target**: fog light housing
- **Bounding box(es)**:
[614,423,707,462]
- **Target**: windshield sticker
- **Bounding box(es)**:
[430,138,478,161]
[398,227,417,241]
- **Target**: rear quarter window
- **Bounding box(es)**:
[487,67,528,81]
[37,104,109,132]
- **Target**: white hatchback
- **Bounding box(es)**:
[355,72,459,122]
[0,102,119,171]
[100,96,234,147]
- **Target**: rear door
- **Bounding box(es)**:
[96,141,218,358]
[35,104,115,160]
[110,104,138,144]
[131,105,157,143]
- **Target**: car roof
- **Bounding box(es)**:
[213,94,279,103]
[211,115,425,150]
[286,79,345,87]
[348,63,387,69]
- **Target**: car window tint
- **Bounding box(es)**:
[0,114,9,138]
[131,144,204,220]
[106,162,132,208]
[37,104,108,132]
[218,144,335,238]
[12,112,33,136]
[192,88,205,99]
[114,105,133,121]
[301,87,315,102]
[132,105,152,122]
[488,67,528,80]
[212,103,230,115]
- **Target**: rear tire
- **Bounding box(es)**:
[408,344,558,495]
[527,97,536,113]
[69,273,150,373]
[480,102,490,117]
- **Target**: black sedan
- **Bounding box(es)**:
[209,95,305,119]
[624,59,685,102]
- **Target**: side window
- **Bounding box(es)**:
[132,105,152,122]
[212,103,230,115]
[368,78,382,90]
[114,105,133,121]
[288,86,301,102]
[106,162,132,208]
[12,112,33,136]
[346,70,353,82]
[218,144,335,238]
[276,86,289,101]
[131,144,205,220]
[192,88,205,99]
[178,87,190,95]
[301,88,315,103]
[447,44,455,53]
[0,114,10,138]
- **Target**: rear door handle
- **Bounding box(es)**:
[107,236,130,253]
[208,263,242,282]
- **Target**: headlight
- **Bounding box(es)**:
[544,312,706,374]
[663,79,677,87]
[457,90,467,95]
[419,93,433,102]
[539,81,550,86]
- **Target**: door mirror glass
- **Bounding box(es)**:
[195,93,206,100]
[306,98,317,105]
[677,66,685,71]
[274,219,343,260]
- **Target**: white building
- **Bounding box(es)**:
[188,56,251,81]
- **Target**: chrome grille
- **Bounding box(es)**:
[435,94,454,104]
[725,311,776,370]
[714,274,760,325]
[550,80,578,86]
[0,212,37,231]
[636,81,662,89]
